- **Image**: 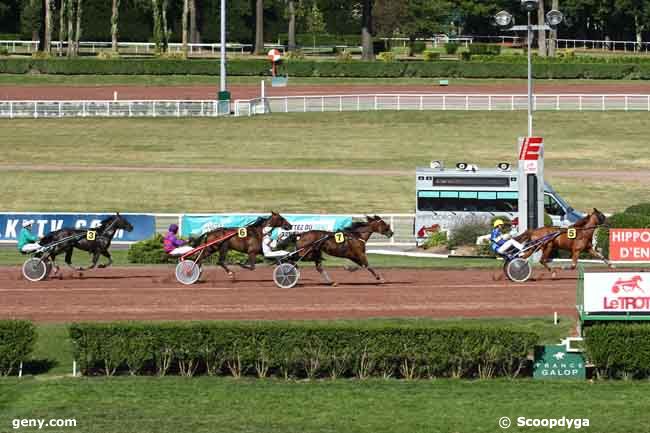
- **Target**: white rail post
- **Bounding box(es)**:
[390,216,395,244]
[201,101,204,116]
[285,97,289,113]
[556,95,560,111]
[177,101,180,117]
[465,95,469,110]
[9,101,13,119]
[625,95,629,112]
[647,95,650,112]
[511,95,515,111]
[442,95,445,111]
[321,96,325,112]
[357,95,361,111]
[153,101,157,117]
[339,95,343,112]
[82,101,86,117]
[107,102,110,117]
[33,101,38,119]
[128,101,132,117]
[579,95,583,111]
[303,96,307,113]
[488,95,492,111]
[374,95,378,111]
[58,101,62,117]
[420,95,424,111]
[602,95,605,111]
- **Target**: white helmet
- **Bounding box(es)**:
[22,220,34,228]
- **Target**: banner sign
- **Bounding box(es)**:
[181,214,353,239]
[0,213,155,243]
[609,229,650,261]
[533,345,585,380]
[584,272,650,313]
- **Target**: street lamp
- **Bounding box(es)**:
[494,1,563,136]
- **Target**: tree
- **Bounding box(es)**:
[375,0,451,56]
[74,0,82,55]
[254,0,264,54]
[59,0,66,55]
[189,0,199,43]
[537,0,547,56]
[111,0,120,52]
[182,0,188,54]
[614,0,650,47]
[306,1,325,48]
[43,0,52,54]
[361,0,373,60]
[548,0,558,56]
[287,0,296,50]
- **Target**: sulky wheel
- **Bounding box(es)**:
[273,263,300,289]
[175,260,202,285]
[505,258,533,283]
[22,257,50,282]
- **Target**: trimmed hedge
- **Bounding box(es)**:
[0,320,36,376]
[1,58,649,79]
[585,324,650,379]
[69,322,538,379]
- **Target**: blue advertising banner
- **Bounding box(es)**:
[0,213,155,243]
[181,214,353,239]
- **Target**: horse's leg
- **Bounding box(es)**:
[218,244,234,278]
[98,250,113,268]
[80,251,101,271]
[351,254,383,283]
[539,245,556,278]
[589,247,614,268]
[64,247,76,270]
[570,248,580,270]
[241,251,256,271]
[315,256,335,286]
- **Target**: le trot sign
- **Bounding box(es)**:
[584,272,650,313]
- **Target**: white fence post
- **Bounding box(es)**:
[648,95,650,112]
[488,95,492,111]
[357,95,361,111]
[129,101,133,117]
[397,95,401,111]
[602,95,606,111]
[33,101,38,119]
[420,95,424,111]
[465,95,469,110]
[321,96,325,112]
[58,101,62,117]
[374,95,378,111]
[579,95,583,111]
[625,95,629,112]
[556,95,560,111]
[82,101,86,117]
[339,96,343,112]
[511,95,515,111]
[285,97,289,113]
[153,101,157,117]
[9,101,13,119]
[442,95,446,111]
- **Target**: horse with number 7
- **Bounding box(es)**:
[277,215,394,286]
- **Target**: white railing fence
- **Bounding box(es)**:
[234,93,650,116]
[0,100,228,118]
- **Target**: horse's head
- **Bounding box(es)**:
[366,215,393,238]
[592,208,607,226]
[268,211,292,231]
[114,212,134,232]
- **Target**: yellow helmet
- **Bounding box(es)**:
[493,219,505,228]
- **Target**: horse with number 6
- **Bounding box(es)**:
[516,208,611,277]
[190,211,292,278]
[277,215,394,286]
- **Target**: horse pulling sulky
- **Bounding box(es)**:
[21,213,134,282]
[174,212,292,285]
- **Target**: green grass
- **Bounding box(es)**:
[0,169,647,214]
[3,112,649,172]
[4,73,650,87]
[1,112,649,213]
[2,377,650,433]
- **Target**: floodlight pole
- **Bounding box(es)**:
[219,0,226,92]
[527,11,533,137]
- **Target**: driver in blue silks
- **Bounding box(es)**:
[490,219,524,256]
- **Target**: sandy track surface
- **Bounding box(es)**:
[0,266,579,322]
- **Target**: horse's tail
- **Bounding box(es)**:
[189,232,208,248]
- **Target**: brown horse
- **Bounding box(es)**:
[279,216,394,285]
[516,208,610,277]
[193,212,292,278]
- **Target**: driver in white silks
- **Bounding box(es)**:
[262,226,290,258]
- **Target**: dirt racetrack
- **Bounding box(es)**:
[0,265,579,322]
[3,81,650,101]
